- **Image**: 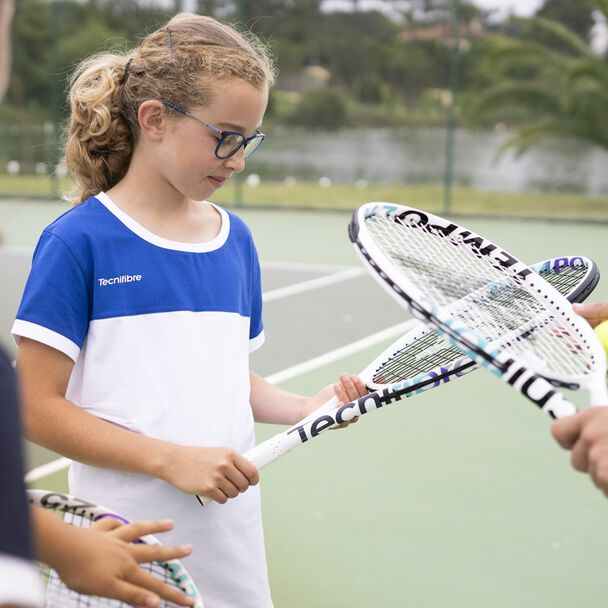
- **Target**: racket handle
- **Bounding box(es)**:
[295,395,340,425]
[197,396,341,507]
[497,354,577,418]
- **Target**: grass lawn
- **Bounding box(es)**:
[1,174,607,222]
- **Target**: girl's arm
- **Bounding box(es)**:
[249,371,367,425]
[17,338,258,504]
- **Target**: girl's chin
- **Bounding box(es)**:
[186,184,216,201]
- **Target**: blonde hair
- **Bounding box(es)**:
[65,13,276,204]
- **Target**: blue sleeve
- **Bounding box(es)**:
[0,345,34,561]
[13,231,91,361]
[249,242,264,346]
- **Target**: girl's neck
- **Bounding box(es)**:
[107,151,189,217]
[105,156,222,245]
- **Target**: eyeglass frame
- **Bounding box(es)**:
[162,101,265,160]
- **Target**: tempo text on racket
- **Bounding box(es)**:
[196,251,599,507]
[350,203,607,419]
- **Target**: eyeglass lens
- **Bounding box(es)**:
[217,134,263,159]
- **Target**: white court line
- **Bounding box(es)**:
[24,319,415,484]
[0,246,34,255]
[1,249,356,274]
[264,267,365,302]
[261,260,355,273]
[265,319,416,384]
[24,457,71,484]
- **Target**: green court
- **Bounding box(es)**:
[2,199,608,607]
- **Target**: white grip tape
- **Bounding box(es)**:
[198,396,342,506]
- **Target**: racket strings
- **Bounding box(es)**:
[40,511,186,608]
[365,214,595,380]
[372,331,462,384]
[370,263,589,386]
[538,264,587,294]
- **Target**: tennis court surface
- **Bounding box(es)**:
[2,203,608,608]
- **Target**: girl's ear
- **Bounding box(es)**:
[138,100,167,141]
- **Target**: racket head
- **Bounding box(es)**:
[530,255,599,304]
[349,203,607,402]
[27,489,203,608]
[361,254,600,392]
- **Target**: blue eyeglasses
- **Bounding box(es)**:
[163,101,265,160]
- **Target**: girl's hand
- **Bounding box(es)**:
[573,301,608,328]
[301,373,368,429]
[160,445,259,504]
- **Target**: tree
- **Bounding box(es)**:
[291,87,349,129]
[536,0,598,43]
[468,1,608,156]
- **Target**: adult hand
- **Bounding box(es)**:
[573,301,608,328]
[551,408,608,497]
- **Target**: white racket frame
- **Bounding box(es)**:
[197,253,600,507]
[27,489,204,608]
[351,202,608,417]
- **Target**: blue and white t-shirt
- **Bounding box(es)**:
[12,192,273,608]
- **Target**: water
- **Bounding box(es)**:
[250,126,608,197]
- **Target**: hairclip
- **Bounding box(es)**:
[167,26,173,58]
[120,58,132,86]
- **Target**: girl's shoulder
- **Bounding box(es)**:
[219,205,254,241]
[41,195,115,244]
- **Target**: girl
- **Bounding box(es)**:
[13,13,366,608]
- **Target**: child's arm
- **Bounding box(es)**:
[17,338,258,504]
[249,371,367,425]
[31,507,195,607]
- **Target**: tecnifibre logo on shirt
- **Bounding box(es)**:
[97,274,143,287]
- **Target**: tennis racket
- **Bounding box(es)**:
[28,489,203,608]
[349,202,608,419]
[196,253,599,506]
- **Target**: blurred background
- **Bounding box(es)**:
[4,4,608,606]
[1,0,608,221]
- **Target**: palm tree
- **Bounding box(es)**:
[469,0,608,156]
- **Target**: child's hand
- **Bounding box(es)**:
[38,513,196,607]
[301,373,368,429]
[161,445,259,504]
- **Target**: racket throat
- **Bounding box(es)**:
[498,355,574,417]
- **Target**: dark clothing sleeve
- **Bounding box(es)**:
[0,345,34,561]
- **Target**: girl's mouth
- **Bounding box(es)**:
[208,176,226,188]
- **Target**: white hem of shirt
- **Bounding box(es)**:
[249,330,265,353]
[95,191,231,252]
[12,319,81,361]
[13,318,264,362]
[0,555,45,607]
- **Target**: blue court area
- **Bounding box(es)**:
[2,201,608,607]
